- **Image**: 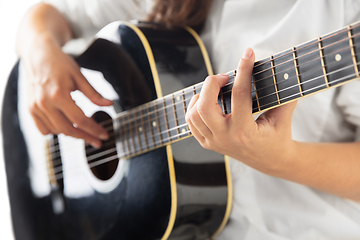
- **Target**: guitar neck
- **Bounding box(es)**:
[222,22,360,115]
[116,22,360,159]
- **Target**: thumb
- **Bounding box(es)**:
[231,48,256,125]
[74,72,113,106]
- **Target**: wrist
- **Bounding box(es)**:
[262,140,300,177]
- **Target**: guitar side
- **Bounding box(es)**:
[2,22,231,240]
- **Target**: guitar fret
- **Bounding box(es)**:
[139,105,148,150]
[318,37,330,88]
[162,98,171,141]
[296,39,326,95]
[127,113,137,154]
[270,55,280,104]
[322,28,355,87]
[173,91,187,137]
[117,117,128,157]
[123,115,133,155]
[156,99,169,144]
[253,57,278,109]
[348,26,360,78]
[273,49,301,104]
[145,104,156,148]
[292,47,303,97]
[133,109,143,152]
[181,90,191,134]
[154,103,163,145]
[164,95,177,141]
[252,78,261,111]
[171,94,180,139]
[147,103,160,146]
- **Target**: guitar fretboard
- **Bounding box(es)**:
[113,22,360,159]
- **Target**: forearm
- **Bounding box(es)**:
[273,141,360,201]
[16,3,73,58]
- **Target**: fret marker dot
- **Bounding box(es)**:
[152,121,157,127]
[176,96,181,101]
[138,127,142,132]
[335,54,342,62]
[284,73,289,80]
[181,128,186,133]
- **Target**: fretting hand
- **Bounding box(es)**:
[185,48,298,174]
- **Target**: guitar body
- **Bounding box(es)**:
[2,22,231,240]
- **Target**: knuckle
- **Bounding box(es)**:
[205,75,216,84]
[60,127,71,136]
[28,101,38,112]
[37,95,48,109]
[73,116,89,129]
[49,87,66,103]
[185,112,191,123]
[199,140,208,149]
[196,101,209,115]
[39,128,51,135]
[235,132,251,146]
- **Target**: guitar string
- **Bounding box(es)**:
[252,71,359,111]
[48,48,360,157]
[49,120,189,168]
[50,68,360,180]
[48,63,360,176]
[239,58,360,107]
[49,124,192,178]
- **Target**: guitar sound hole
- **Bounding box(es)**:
[86,111,118,180]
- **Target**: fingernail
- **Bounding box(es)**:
[99,133,109,140]
[217,73,229,77]
[103,98,113,104]
[242,48,253,60]
[91,141,101,149]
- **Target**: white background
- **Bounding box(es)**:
[0,0,39,238]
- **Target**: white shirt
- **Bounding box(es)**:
[44,0,360,239]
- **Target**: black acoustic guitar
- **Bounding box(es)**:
[2,20,360,240]
[2,22,231,240]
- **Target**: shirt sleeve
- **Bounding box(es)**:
[43,0,152,39]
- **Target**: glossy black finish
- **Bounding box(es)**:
[2,23,229,240]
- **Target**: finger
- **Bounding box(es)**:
[187,117,206,144]
[73,70,113,106]
[186,94,211,138]
[196,74,229,131]
[231,48,256,126]
[49,110,103,148]
[32,114,52,135]
[59,98,109,140]
[186,93,200,115]
[30,104,57,134]
[188,102,213,138]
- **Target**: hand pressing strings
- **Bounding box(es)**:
[185,48,298,174]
